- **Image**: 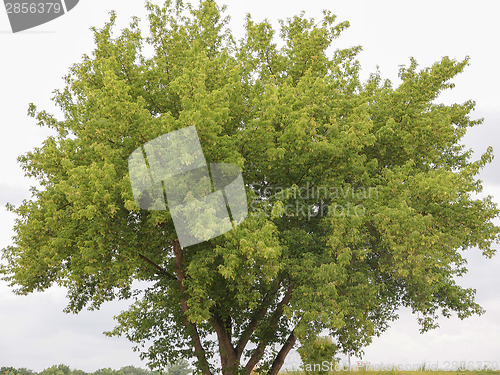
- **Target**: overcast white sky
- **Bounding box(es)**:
[1,0,500,372]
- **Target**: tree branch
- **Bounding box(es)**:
[138,253,176,281]
[243,282,294,373]
[269,331,297,375]
[235,278,281,360]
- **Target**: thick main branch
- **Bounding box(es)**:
[269,331,297,375]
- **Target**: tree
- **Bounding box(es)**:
[92,369,124,375]
[297,336,337,374]
[167,360,192,375]
[1,368,36,375]
[40,365,72,375]
[1,1,499,374]
[119,367,150,375]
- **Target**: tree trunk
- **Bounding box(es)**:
[212,314,239,375]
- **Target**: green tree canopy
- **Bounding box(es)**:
[92,369,125,375]
[1,367,37,375]
[39,365,72,375]
[2,1,499,374]
[119,366,151,375]
[167,360,192,375]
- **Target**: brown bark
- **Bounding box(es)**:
[212,313,238,375]
[269,331,297,375]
